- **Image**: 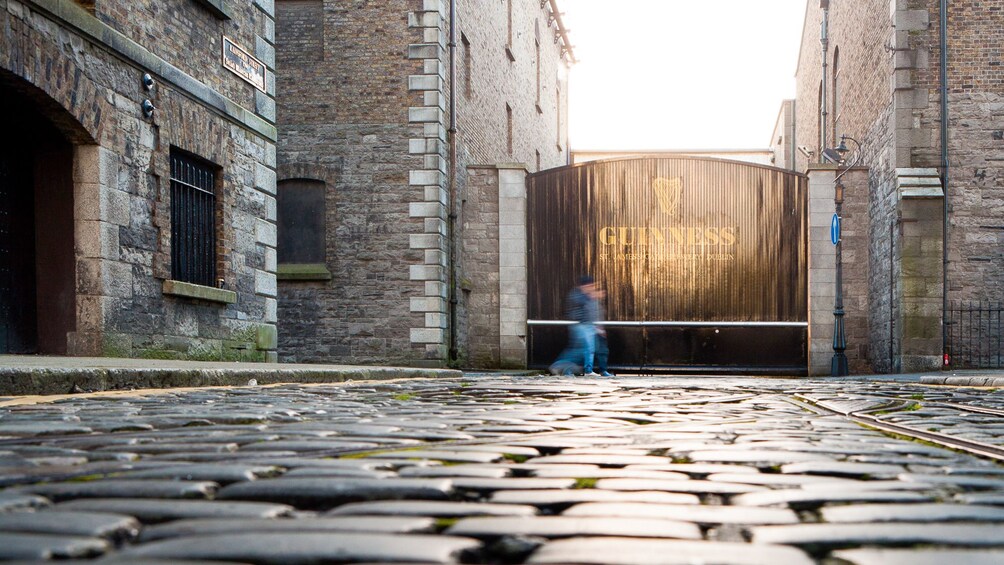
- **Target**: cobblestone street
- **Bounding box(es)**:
[1,375,1003,564]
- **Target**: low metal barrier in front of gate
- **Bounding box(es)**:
[527,320,809,375]
[946,300,1004,369]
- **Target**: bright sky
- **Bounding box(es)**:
[562,0,808,151]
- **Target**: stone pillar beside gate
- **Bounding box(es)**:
[498,165,529,368]
[461,164,529,369]
[807,166,837,376]
[896,169,944,372]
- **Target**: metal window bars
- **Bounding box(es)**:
[170,152,216,288]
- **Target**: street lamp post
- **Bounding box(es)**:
[829,134,861,377]
[832,179,848,377]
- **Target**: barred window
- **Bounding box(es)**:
[170,150,217,287]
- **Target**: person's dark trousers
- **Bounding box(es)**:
[595,333,609,374]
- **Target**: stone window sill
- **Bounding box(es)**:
[192,0,232,20]
[163,280,237,304]
[278,263,333,281]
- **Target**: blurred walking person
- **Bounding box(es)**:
[549,276,600,376]
[591,285,615,377]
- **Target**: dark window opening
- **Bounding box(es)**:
[505,0,515,61]
[461,33,472,98]
[506,103,513,156]
[170,150,218,287]
[535,39,542,112]
[556,86,562,150]
[278,179,326,264]
[832,47,841,143]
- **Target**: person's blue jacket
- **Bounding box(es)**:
[565,287,598,324]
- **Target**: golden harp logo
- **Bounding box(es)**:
[653,177,683,216]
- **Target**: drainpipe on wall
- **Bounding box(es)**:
[820,0,829,154]
[940,0,949,366]
[790,100,797,172]
[447,0,459,363]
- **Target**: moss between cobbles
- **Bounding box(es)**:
[434,517,460,531]
[873,401,921,416]
[338,451,391,460]
[392,393,417,401]
[502,453,529,463]
[572,478,598,489]
[65,474,108,483]
[856,423,962,453]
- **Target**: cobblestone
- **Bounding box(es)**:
[0,374,1002,563]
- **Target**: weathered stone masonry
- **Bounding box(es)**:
[791,0,1004,373]
[1,0,277,360]
[276,0,570,367]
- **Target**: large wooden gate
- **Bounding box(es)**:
[527,157,809,374]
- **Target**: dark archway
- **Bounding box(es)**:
[0,74,80,354]
[527,156,809,374]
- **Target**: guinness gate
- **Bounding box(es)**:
[527,157,809,374]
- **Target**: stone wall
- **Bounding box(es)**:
[839,168,872,373]
[94,0,273,116]
[929,1,1004,303]
[275,0,428,364]
[1,0,277,360]
[461,166,501,367]
[794,0,946,372]
[276,0,571,367]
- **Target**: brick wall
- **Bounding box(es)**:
[453,0,569,171]
[1,0,277,360]
[276,0,571,367]
[276,0,428,364]
[451,0,571,366]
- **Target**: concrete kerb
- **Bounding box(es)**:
[0,356,462,396]
[919,375,1004,387]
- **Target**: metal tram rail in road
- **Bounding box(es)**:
[792,394,1004,463]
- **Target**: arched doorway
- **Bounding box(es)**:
[0,76,79,354]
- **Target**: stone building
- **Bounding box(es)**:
[275,0,573,367]
[0,0,278,360]
[786,0,1004,373]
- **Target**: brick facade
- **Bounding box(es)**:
[793,0,1004,372]
[1,0,277,360]
[276,0,571,367]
